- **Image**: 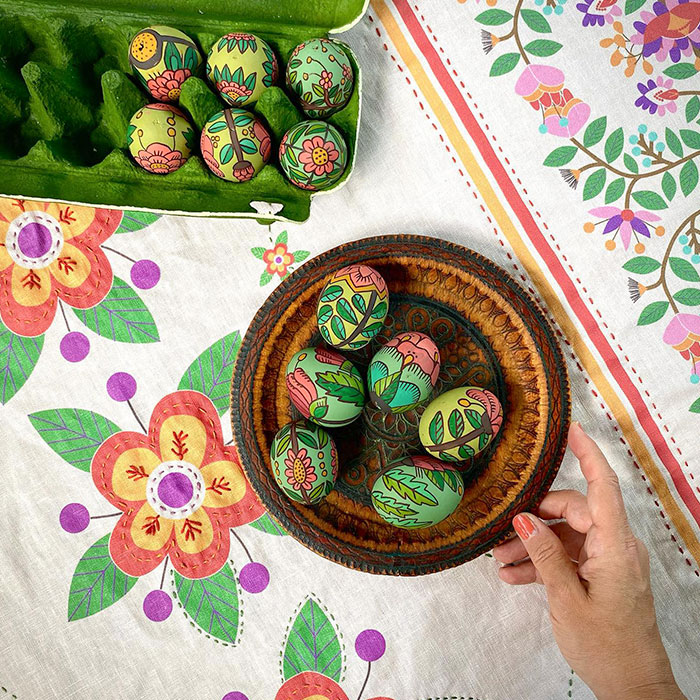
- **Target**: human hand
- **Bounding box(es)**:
[493,422,686,700]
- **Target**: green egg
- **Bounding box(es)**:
[286,346,365,427]
[368,332,440,414]
[371,456,464,529]
[419,386,504,462]
[317,264,389,350]
[270,420,338,505]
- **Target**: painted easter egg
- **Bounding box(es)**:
[207,32,278,106]
[286,346,366,428]
[270,420,338,505]
[317,265,389,350]
[200,109,271,182]
[286,38,355,117]
[127,103,195,174]
[419,386,504,462]
[129,26,202,102]
[371,456,464,529]
[279,121,348,191]
[367,332,440,414]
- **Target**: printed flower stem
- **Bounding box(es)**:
[231,528,253,563]
[512,0,531,66]
[355,661,372,700]
[336,289,378,348]
[159,556,169,589]
[102,245,136,263]
[58,299,71,332]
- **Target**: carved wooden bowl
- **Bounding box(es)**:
[231,235,570,575]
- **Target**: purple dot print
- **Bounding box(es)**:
[158,472,193,508]
[355,629,386,662]
[143,590,172,622]
[18,223,52,258]
[238,562,270,594]
[222,693,249,700]
[107,372,137,402]
[130,259,161,290]
[60,332,90,363]
[59,503,90,533]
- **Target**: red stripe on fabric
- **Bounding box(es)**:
[391,0,700,524]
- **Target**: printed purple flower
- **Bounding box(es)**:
[630,0,700,63]
[588,206,661,250]
[635,75,679,115]
[576,0,622,27]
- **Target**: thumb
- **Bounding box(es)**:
[513,513,584,600]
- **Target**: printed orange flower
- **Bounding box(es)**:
[298,136,339,176]
[263,243,293,276]
[319,69,333,90]
[276,672,349,700]
[0,199,118,337]
[91,390,264,579]
[134,143,184,174]
[200,132,225,178]
[146,68,191,102]
[283,448,317,491]
[217,80,253,102]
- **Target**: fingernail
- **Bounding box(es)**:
[513,514,537,541]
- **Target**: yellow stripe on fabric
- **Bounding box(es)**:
[370,0,700,565]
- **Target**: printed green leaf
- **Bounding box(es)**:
[317,304,333,325]
[296,430,318,450]
[174,563,240,644]
[316,370,365,406]
[351,293,367,314]
[447,408,465,438]
[177,331,241,415]
[219,144,234,164]
[679,160,699,197]
[319,325,332,344]
[309,398,328,419]
[423,469,447,491]
[207,120,228,133]
[234,113,254,127]
[249,513,287,535]
[621,256,661,274]
[475,8,513,24]
[317,429,329,448]
[292,251,310,263]
[465,409,482,429]
[373,370,401,403]
[605,177,626,204]
[320,284,343,303]
[689,397,700,414]
[312,83,326,98]
[663,63,698,80]
[624,153,639,173]
[0,323,43,405]
[520,8,552,32]
[489,53,521,77]
[665,128,683,157]
[631,190,667,210]
[478,432,491,451]
[583,116,607,148]
[370,300,388,319]
[372,491,418,519]
[275,433,292,457]
[330,315,346,340]
[360,321,385,337]
[543,146,578,167]
[458,444,475,460]
[68,534,137,621]
[115,211,160,234]
[443,470,463,492]
[428,411,444,445]
[259,270,273,286]
[674,288,700,306]
[524,39,562,57]
[637,300,669,325]
[582,168,606,201]
[661,172,677,202]
[164,41,181,71]
[681,128,700,148]
[624,0,646,13]
[687,96,700,123]
[335,298,358,325]
[382,471,439,506]
[604,127,624,163]
[282,597,343,681]
[239,138,258,155]
[183,46,198,70]
[29,409,120,472]
[669,257,700,283]
[309,481,331,501]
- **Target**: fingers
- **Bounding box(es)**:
[493,521,586,565]
[498,559,541,585]
[536,489,592,533]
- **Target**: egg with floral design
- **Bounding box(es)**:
[286,347,365,427]
[371,456,464,529]
[368,332,440,414]
[127,104,195,174]
[286,38,355,117]
[279,121,348,191]
[200,109,271,182]
[317,264,389,350]
[207,32,278,106]
[419,386,504,462]
[129,26,202,102]
[270,420,338,505]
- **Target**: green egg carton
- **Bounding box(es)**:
[0,0,366,223]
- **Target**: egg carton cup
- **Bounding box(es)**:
[0,0,367,223]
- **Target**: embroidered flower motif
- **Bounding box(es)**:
[319,69,333,90]
[217,80,254,103]
[635,75,679,115]
[298,136,339,176]
[200,132,225,178]
[630,0,700,62]
[588,205,662,250]
[286,367,318,419]
[0,199,118,336]
[275,672,349,700]
[263,243,293,276]
[576,0,622,27]
[393,333,441,384]
[663,313,700,375]
[146,68,191,102]
[283,448,316,491]
[134,143,184,174]
[91,390,263,579]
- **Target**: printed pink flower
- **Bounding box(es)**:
[576,0,623,27]
[636,75,678,116]
[134,143,183,174]
[286,367,318,418]
[298,136,339,176]
[466,388,503,436]
[233,161,256,182]
[200,132,225,178]
[543,90,591,137]
[217,80,253,103]
[319,70,333,90]
[663,314,700,373]
[146,68,191,102]
[283,448,316,491]
[515,64,565,109]
[342,64,352,80]
[588,206,661,250]
[630,0,700,63]
[315,347,346,366]
[254,120,272,162]
[263,243,292,276]
[330,442,339,479]
[390,332,440,384]
[335,264,388,294]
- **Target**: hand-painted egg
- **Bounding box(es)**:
[127,104,195,174]
[279,121,348,191]
[207,33,278,106]
[129,26,202,102]
[317,265,389,350]
[270,420,338,505]
[371,456,464,528]
[286,346,365,427]
[367,332,440,414]
[419,386,504,462]
[200,109,271,182]
[286,38,355,117]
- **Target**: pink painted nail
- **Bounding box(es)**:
[513,514,537,541]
